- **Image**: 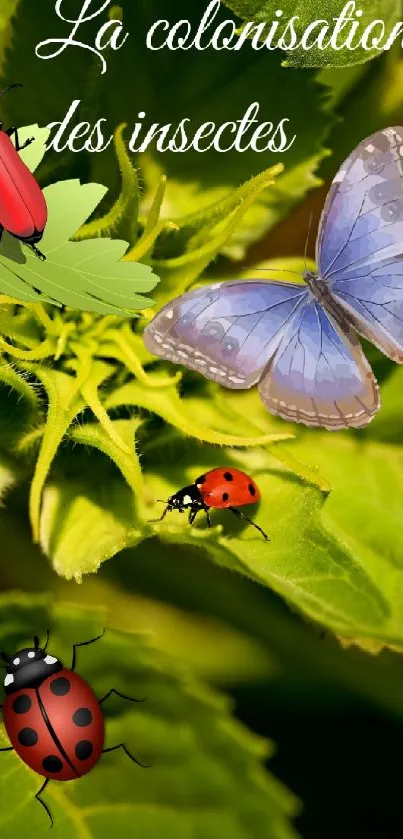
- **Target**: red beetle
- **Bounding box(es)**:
[0,630,146,827]
[151,467,269,540]
[0,83,47,260]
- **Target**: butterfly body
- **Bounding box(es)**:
[145,126,403,430]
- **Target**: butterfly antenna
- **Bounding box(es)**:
[304,211,314,274]
[247,267,303,278]
[43,629,50,651]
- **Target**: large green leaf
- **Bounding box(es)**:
[2,0,331,256]
[0,177,158,314]
[222,0,401,68]
[0,596,299,839]
[37,366,403,650]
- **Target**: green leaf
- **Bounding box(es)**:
[74,124,141,245]
[0,450,19,501]
[40,447,139,581]
[320,47,403,179]
[151,164,285,305]
[2,0,331,256]
[0,359,40,452]
[222,0,401,68]
[282,430,403,647]
[364,367,403,444]
[142,440,384,636]
[24,364,87,542]
[0,596,299,839]
[105,374,294,449]
[0,1,19,69]
[0,178,159,314]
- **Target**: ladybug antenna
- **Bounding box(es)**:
[0,650,11,664]
[0,83,23,98]
[43,629,50,651]
[33,635,40,650]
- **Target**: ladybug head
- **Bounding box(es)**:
[1,632,63,695]
[167,484,202,510]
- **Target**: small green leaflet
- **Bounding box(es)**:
[0,125,159,314]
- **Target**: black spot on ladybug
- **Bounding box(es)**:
[12,694,31,714]
[73,708,92,727]
[248,483,256,496]
[222,492,229,502]
[50,676,70,696]
[223,472,233,481]
[196,474,206,485]
[18,727,38,747]
[42,755,63,773]
[75,740,93,761]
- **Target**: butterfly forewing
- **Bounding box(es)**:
[143,280,307,389]
[318,126,403,361]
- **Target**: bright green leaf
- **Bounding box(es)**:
[282,430,403,647]
[105,375,294,449]
[0,596,299,839]
[20,363,89,541]
[139,439,389,646]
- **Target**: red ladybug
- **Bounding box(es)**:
[0,630,145,827]
[151,467,269,540]
[0,83,47,260]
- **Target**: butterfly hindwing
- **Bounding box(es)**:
[258,296,379,430]
[143,281,308,389]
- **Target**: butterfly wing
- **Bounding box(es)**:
[143,281,308,389]
[258,296,379,430]
[317,126,403,361]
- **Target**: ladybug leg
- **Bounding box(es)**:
[229,507,270,541]
[102,742,150,768]
[0,745,13,751]
[71,628,105,671]
[188,508,198,525]
[204,508,212,528]
[29,243,46,261]
[148,504,169,523]
[35,778,53,829]
[99,688,145,705]
[6,126,35,151]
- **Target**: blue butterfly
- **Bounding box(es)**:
[144,127,403,430]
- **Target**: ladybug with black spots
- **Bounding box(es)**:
[0,630,146,827]
[151,467,269,540]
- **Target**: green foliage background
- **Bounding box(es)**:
[1,1,403,837]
